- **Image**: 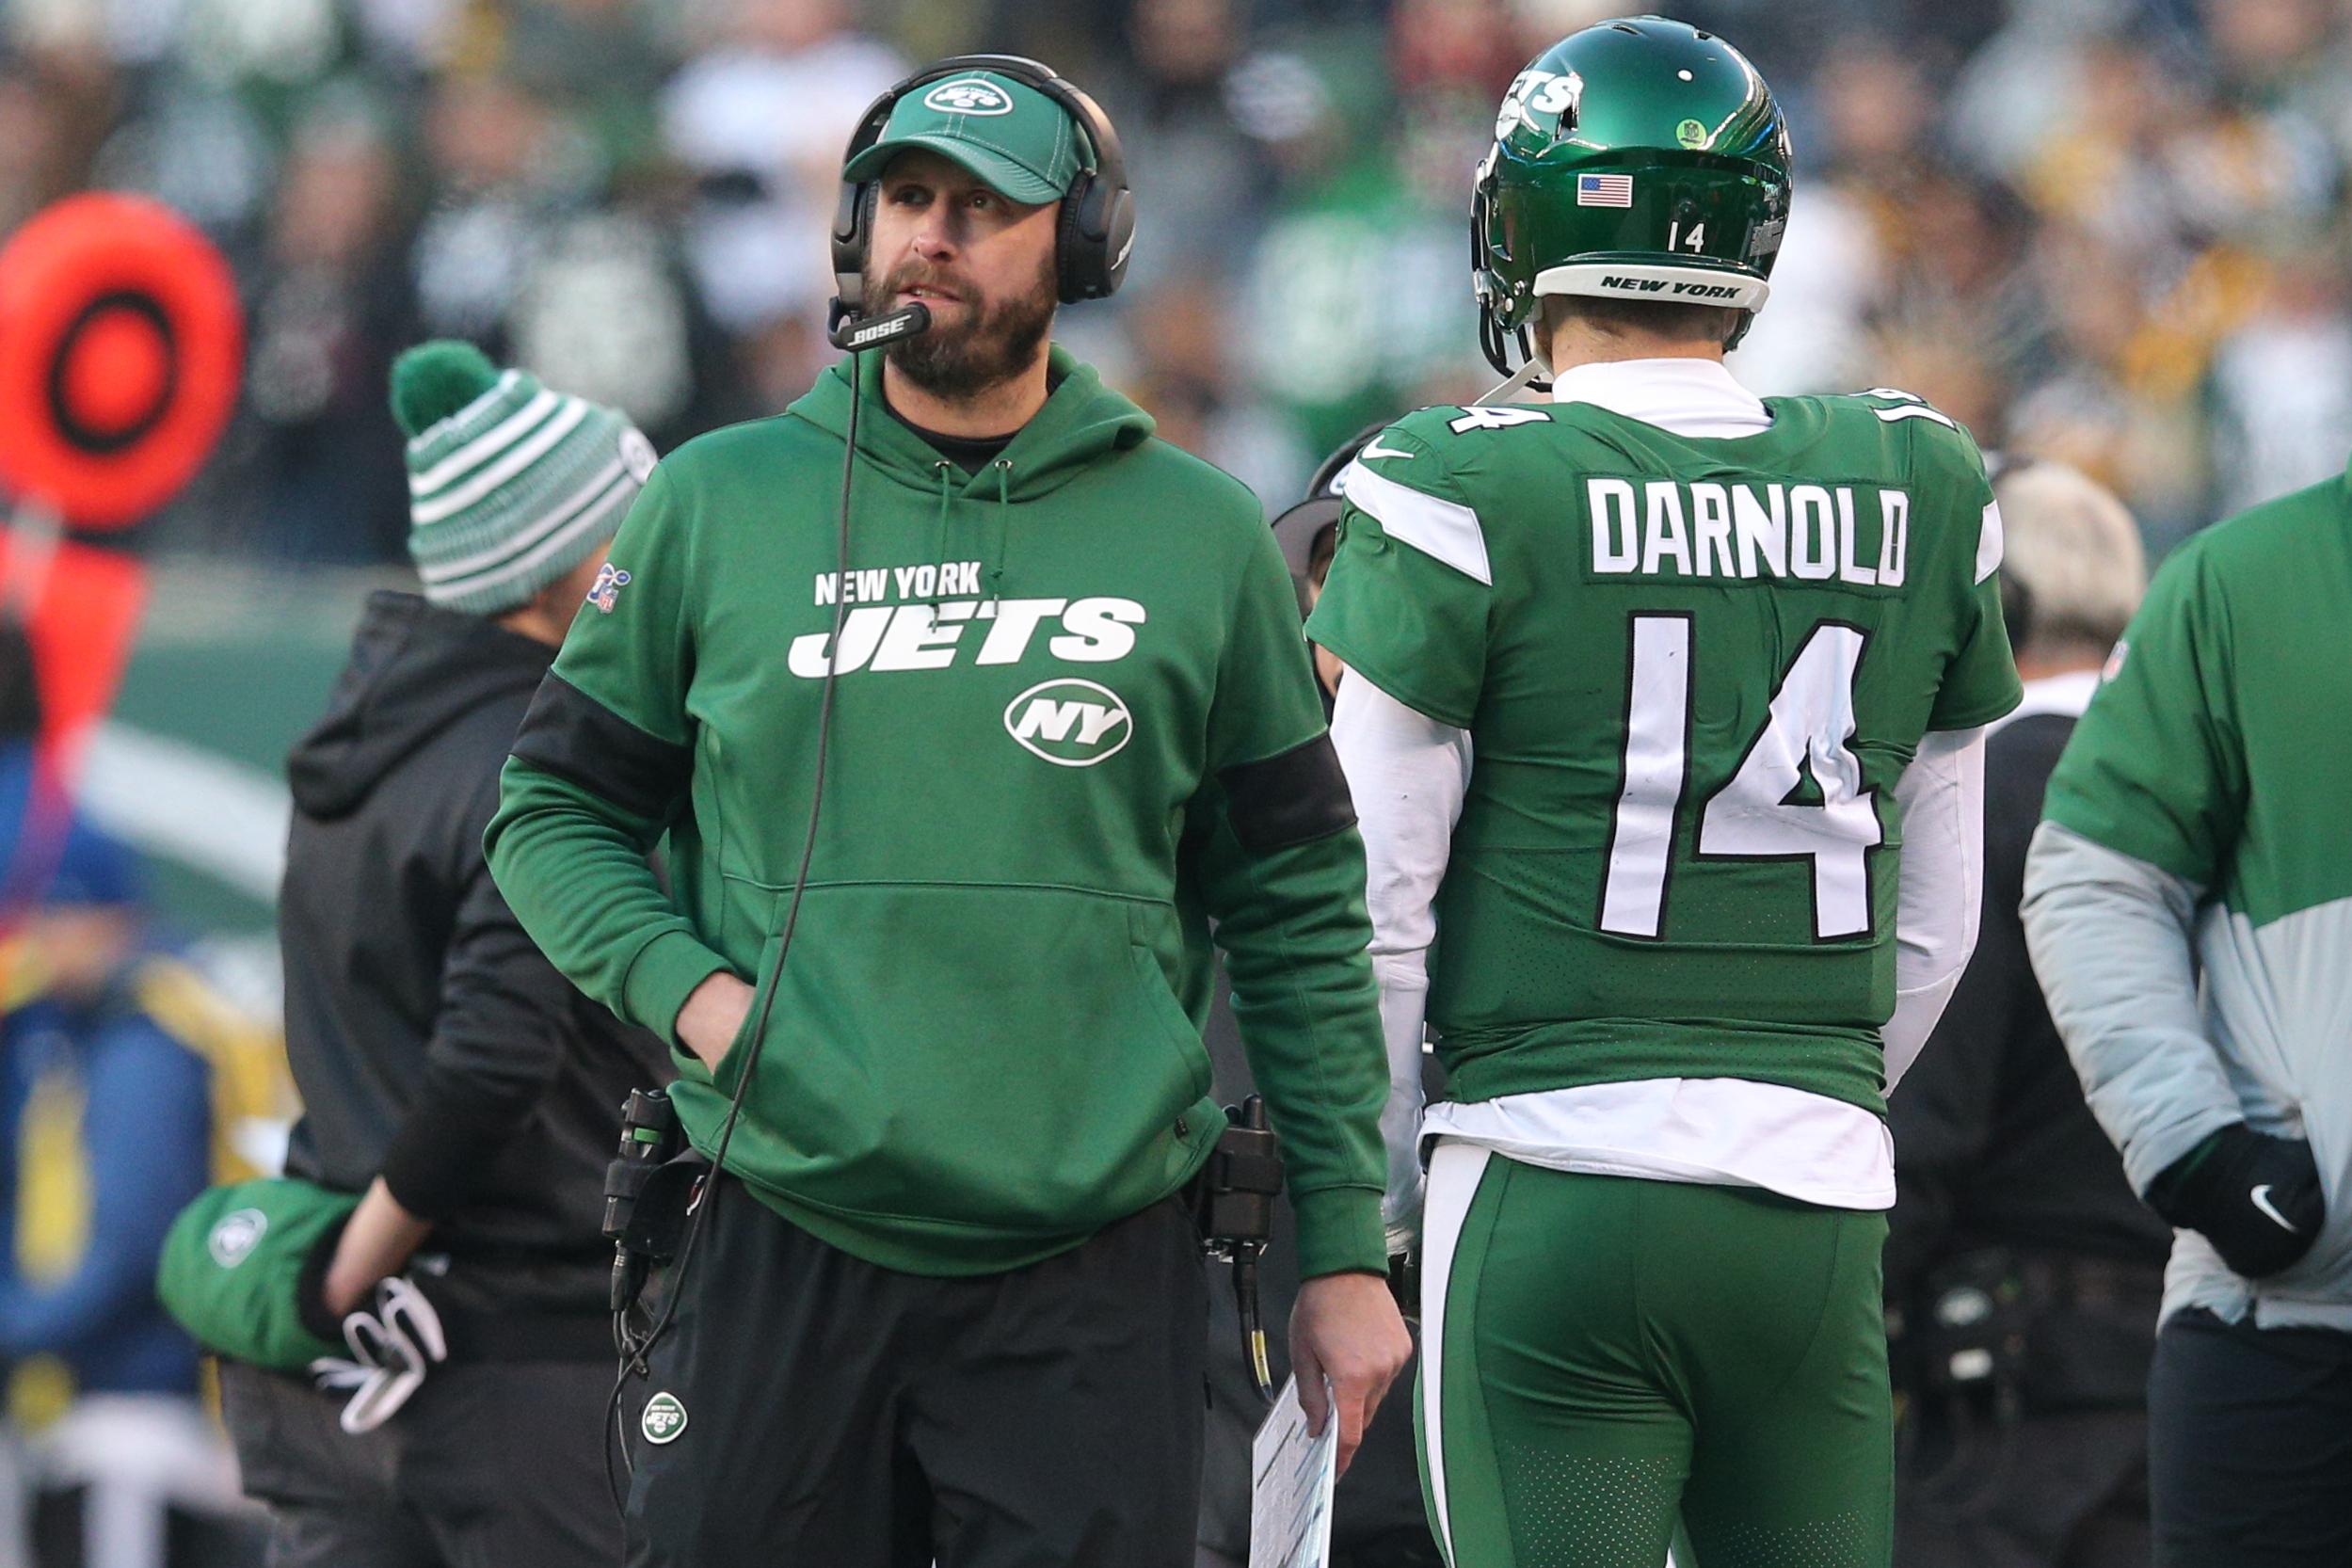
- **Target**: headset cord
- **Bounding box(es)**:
[600,342,867,1515]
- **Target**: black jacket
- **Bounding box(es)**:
[1886,710,2172,1300]
[279,592,668,1340]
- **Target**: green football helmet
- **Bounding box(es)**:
[1473,15,1793,372]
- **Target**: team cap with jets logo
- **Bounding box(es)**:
[842,70,1088,204]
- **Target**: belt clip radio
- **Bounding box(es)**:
[1193,1096,1285,1400]
[603,1088,706,1317]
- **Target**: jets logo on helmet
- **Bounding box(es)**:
[1495,67,1582,138]
[922,79,1014,115]
[1471,17,1793,374]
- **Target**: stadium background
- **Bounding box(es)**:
[4,0,2350,1555]
[11,0,2352,954]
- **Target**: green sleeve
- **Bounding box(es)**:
[1194,523,1387,1279]
[485,461,731,1045]
[2042,545,2246,885]
[1928,496,2024,730]
[1304,431,1493,728]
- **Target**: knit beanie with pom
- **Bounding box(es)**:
[391,342,655,615]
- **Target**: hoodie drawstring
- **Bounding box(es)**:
[988,458,1013,602]
[926,457,1015,606]
[928,460,953,606]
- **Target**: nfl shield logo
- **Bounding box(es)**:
[587,563,632,614]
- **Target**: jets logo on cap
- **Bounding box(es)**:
[641,1392,688,1445]
[208,1208,268,1269]
[923,79,1014,115]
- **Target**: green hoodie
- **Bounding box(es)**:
[485,347,1389,1278]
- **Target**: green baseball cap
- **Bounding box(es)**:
[843,70,1088,204]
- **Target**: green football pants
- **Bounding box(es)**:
[1416,1142,1894,1568]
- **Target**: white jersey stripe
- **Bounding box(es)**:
[1417,1140,1492,1567]
[1339,459,1494,586]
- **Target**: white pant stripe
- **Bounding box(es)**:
[1417,1140,1492,1568]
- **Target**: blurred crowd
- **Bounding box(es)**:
[8,0,2352,558]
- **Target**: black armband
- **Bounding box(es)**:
[510,673,691,824]
[1218,734,1355,853]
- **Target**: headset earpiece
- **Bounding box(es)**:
[831,181,870,311]
[1052,167,1135,302]
[1046,79,1132,301]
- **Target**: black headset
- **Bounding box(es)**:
[830,54,1135,310]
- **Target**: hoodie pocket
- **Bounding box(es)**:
[710,931,786,1097]
[1128,937,1212,1106]
[722,883,1216,1238]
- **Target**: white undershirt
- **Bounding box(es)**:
[1994,668,2100,731]
[1335,358,1988,1239]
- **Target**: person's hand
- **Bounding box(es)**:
[321,1179,433,1317]
[675,970,754,1074]
[2148,1123,2326,1278]
[1289,1270,1414,1477]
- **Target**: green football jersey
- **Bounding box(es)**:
[1305,389,2021,1115]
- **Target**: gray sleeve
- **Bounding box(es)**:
[2021,819,2243,1194]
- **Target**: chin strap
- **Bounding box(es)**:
[1475,352,1552,406]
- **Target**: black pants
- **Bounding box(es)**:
[624,1178,1208,1568]
[217,1357,621,1568]
[2149,1308,2352,1568]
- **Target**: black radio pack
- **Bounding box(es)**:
[1192,1096,1285,1400]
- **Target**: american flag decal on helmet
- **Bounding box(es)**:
[1576,173,1635,207]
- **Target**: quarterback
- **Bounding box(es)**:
[1306,18,2021,1567]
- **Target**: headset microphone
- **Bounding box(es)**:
[827,301,931,353]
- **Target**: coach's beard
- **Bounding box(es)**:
[867,258,1055,401]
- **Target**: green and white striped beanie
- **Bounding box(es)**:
[391,342,656,615]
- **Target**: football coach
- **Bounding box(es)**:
[485,55,1410,1566]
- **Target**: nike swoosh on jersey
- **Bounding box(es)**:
[2250,1184,2302,1233]
[1360,440,1416,461]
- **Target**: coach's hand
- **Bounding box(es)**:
[1291,1271,1414,1476]
[675,970,754,1074]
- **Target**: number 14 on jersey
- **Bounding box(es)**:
[1600,616,1882,942]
